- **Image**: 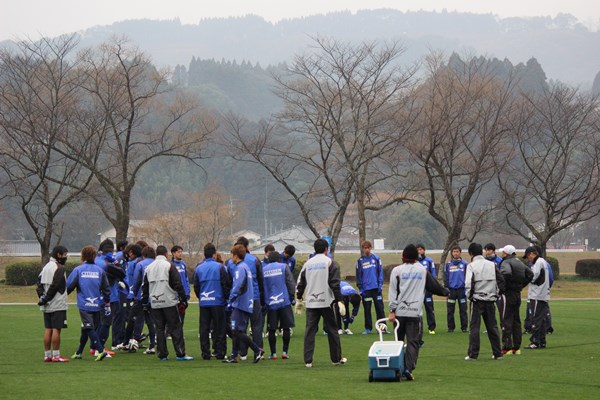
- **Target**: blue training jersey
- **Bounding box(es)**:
[280,254,296,272]
[263,261,293,310]
[340,281,358,297]
[356,253,383,292]
[172,259,190,299]
[229,262,254,313]
[444,258,468,289]
[194,258,227,307]
[66,262,109,312]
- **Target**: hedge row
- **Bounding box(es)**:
[575,259,600,279]
[5,262,78,286]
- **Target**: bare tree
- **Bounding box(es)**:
[498,84,600,256]
[406,52,518,263]
[0,35,95,263]
[135,184,246,258]
[58,37,217,242]
[223,37,417,250]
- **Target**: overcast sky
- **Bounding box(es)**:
[2,0,599,41]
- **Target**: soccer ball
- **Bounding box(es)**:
[128,339,139,352]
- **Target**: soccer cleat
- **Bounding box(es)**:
[239,355,248,361]
[361,329,371,335]
[71,353,82,359]
[501,349,512,355]
[338,329,344,335]
[429,330,436,335]
[143,347,156,355]
[305,363,313,368]
[222,356,239,364]
[268,353,278,360]
[493,355,504,360]
[105,349,116,356]
[281,352,289,359]
[333,357,347,366]
[95,351,108,361]
[254,349,265,364]
[525,343,540,349]
[44,356,53,363]
[513,349,521,355]
[52,355,70,362]
[176,355,194,361]
[344,329,353,335]
[159,357,168,361]
[464,356,477,361]
[403,370,414,381]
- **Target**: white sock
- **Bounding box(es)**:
[52,350,60,357]
[45,350,51,358]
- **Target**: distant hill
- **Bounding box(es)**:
[11,9,593,88]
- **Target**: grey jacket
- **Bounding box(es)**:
[528,257,550,301]
[143,255,186,309]
[389,262,448,318]
[296,253,342,309]
[465,255,504,302]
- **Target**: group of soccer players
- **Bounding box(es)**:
[37,237,300,362]
[37,236,551,372]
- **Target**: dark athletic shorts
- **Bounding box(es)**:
[230,308,251,332]
[79,310,100,330]
[267,306,295,330]
[44,310,67,329]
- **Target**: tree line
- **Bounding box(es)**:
[1,35,599,264]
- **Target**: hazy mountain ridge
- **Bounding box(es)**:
[39,9,596,87]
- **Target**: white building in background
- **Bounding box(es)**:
[98,219,155,246]
[0,240,41,256]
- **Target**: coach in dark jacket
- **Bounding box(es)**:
[498,245,531,355]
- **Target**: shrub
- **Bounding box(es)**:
[5,261,78,286]
[575,259,600,279]
[5,262,42,286]
[292,259,304,283]
[383,264,397,283]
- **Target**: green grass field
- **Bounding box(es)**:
[1,300,599,400]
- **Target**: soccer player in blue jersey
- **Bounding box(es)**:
[338,281,361,334]
[356,240,385,334]
[193,243,231,360]
[263,251,296,359]
[67,245,111,361]
[281,245,296,273]
[235,236,265,361]
[444,245,469,333]
[416,244,437,334]
[223,244,265,364]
